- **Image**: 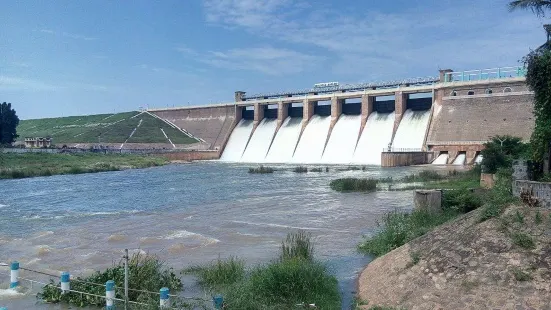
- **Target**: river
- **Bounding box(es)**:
[0,162,423,309]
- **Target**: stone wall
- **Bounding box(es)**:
[149,105,236,150]
[381,152,433,167]
[160,150,220,162]
[513,180,551,208]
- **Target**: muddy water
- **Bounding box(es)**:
[0,162,424,309]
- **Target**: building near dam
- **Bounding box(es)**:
[148,66,534,165]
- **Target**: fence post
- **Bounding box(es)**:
[10,262,19,289]
[61,272,70,294]
[124,249,129,310]
[160,287,170,308]
[106,280,115,310]
[213,294,224,309]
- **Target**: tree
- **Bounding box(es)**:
[0,102,20,145]
[481,135,528,173]
[509,0,551,16]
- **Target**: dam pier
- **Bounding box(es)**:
[149,66,534,166]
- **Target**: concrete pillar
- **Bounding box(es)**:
[277,101,289,127]
[391,91,407,145]
[439,69,453,83]
[358,95,373,141]
[447,149,459,164]
[234,91,246,102]
[234,106,243,122]
[331,96,343,120]
[254,103,264,123]
[466,150,477,165]
[302,99,315,129]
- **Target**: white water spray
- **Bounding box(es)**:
[474,154,483,164]
[452,153,466,165]
[291,115,331,164]
[432,153,449,165]
[322,115,361,164]
[241,118,278,163]
[392,109,431,150]
[265,117,302,163]
[220,119,254,162]
[352,112,395,165]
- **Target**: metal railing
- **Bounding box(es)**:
[444,66,526,83]
[382,148,424,153]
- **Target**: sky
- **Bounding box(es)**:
[1,0,549,119]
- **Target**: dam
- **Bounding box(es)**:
[149,66,535,165]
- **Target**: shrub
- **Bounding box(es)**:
[330,178,377,192]
[38,253,182,307]
[293,166,308,173]
[358,210,457,257]
[511,267,532,281]
[442,188,483,213]
[183,257,245,290]
[511,232,536,249]
[280,231,313,262]
[248,166,275,174]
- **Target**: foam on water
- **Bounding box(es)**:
[452,153,466,165]
[0,289,24,299]
[292,115,331,164]
[220,119,254,162]
[0,204,7,209]
[265,117,302,163]
[432,153,449,165]
[352,112,395,165]
[392,109,431,150]
[241,118,278,163]
[321,115,361,164]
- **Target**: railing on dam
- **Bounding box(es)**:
[444,66,526,83]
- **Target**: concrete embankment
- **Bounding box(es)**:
[357,205,551,309]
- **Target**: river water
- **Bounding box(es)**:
[0,162,422,309]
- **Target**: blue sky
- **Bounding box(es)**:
[1,0,548,119]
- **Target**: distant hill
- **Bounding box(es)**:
[16,111,198,146]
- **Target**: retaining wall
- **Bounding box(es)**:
[513,180,551,208]
[381,152,433,167]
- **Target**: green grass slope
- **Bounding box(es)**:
[17,112,198,145]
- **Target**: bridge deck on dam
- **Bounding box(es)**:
[426,92,534,145]
[150,105,236,150]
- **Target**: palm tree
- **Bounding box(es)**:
[509,0,551,16]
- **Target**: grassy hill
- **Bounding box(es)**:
[16,111,198,145]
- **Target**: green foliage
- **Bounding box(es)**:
[481,136,529,173]
[0,102,20,145]
[509,0,551,17]
[310,167,323,172]
[535,210,543,224]
[525,49,551,162]
[358,210,458,257]
[401,170,444,182]
[293,166,308,173]
[511,232,536,249]
[248,166,275,174]
[187,232,340,310]
[442,188,483,213]
[479,168,517,221]
[514,210,525,224]
[0,153,167,179]
[511,267,533,281]
[38,253,182,307]
[330,178,378,192]
[183,257,245,290]
[281,231,314,262]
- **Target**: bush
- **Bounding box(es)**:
[358,210,457,257]
[442,188,483,213]
[511,232,535,249]
[38,253,182,307]
[248,166,275,174]
[293,166,308,173]
[330,178,378,192]
[183,257,245,290]
[280,231,313,262]
[401,170,444,182]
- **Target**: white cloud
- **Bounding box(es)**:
[0,75,113,92]
[38,29,97,41]
[202,0,546,80]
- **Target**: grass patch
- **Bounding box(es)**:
[358,209,458,257]
[248,166,275,174]
[293,166,308,173]
[330,178,378,192]
[511,232,536,249]
[38,253,182,308]
[406,251,421,268]
[0,152,168,179]
[187,232,340,310]
[511,267,532,281]
[442,188,483,213]
[535,210,543,224]
[183,257,245,289]
[461,279,480,291]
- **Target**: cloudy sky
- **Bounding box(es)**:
[1,0,548,119]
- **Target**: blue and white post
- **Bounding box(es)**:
[106,280,115,310]
[60,272,70,294]
[9,262,19,289]
[160,287,170,308]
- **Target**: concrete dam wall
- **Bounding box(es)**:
[149,68,535,165]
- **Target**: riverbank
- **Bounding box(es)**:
[0,152,169,179]
[357,203,551,309]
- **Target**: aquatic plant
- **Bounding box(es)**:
[330,178,378,192]
[248,166,275,174]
